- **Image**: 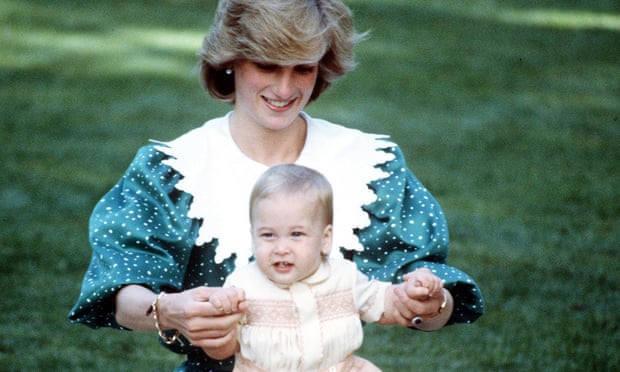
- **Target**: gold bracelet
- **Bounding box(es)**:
[147,292,180,345]
[438,289,448,314]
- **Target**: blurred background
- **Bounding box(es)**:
[1,0,618,370]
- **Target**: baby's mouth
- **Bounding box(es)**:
[273,261,293,270]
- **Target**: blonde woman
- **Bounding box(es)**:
[69,1,484,371]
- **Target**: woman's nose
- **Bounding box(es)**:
[274,68,294,97]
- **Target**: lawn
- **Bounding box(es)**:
[1,0,618,370]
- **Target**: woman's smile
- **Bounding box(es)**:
[263,96,297,111]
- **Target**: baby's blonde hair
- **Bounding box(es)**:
[250,164,333,226]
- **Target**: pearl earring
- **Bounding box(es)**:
[225,68,233,75]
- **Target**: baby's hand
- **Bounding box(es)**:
[208,287,246,314]
[402,268,443,300]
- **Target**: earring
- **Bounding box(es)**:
[225,68,233,75]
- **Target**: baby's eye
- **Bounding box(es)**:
[291,231,305,238]
[260,232,275,239]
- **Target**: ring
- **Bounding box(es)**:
[412,316,423,325]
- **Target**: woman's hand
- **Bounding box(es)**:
[157,286,247,359]
[115,285,247,360]
[391,270,454,330]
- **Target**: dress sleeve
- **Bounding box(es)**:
[68,144,200,329]
[349,145,484,325]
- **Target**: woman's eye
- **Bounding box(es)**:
[255,62,278,71]
[295,65,316,74]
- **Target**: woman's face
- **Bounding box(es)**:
[232,60,319,131]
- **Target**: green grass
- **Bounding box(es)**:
[1,0,618,370]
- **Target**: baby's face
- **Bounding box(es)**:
[251,193,332,285]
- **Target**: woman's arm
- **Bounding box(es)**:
[354,145,484,326]
[115,285,158,332]
[69,145,197,329]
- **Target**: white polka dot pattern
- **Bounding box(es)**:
[69,141,484,369]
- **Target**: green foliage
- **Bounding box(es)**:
[1,0,618,370]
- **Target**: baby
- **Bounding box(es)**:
[209,164,446,371]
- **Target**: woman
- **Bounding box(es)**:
[69,1,484,371]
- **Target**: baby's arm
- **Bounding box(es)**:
[208,287,246,314]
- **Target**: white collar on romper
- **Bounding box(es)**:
[153,112,396,268]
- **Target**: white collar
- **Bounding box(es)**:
[153,113,395,268]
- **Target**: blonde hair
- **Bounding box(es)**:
[199,0,366,103]
[250,164,333,226]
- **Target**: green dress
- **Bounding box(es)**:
[69,113,484,371]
